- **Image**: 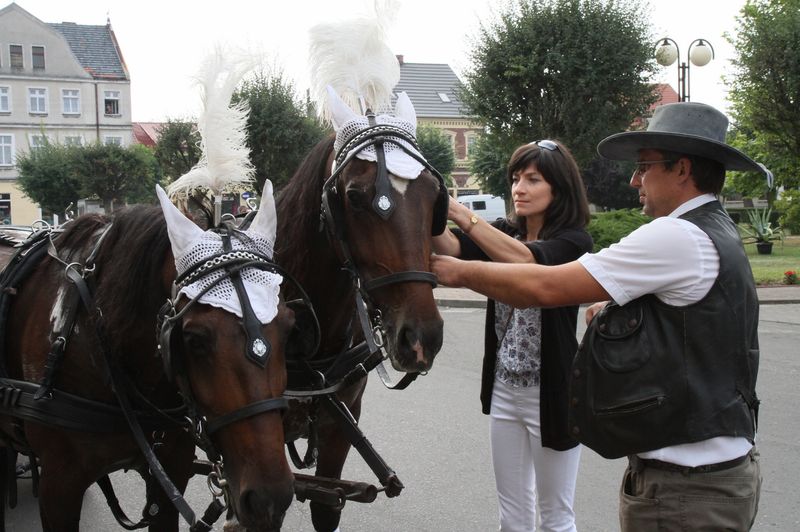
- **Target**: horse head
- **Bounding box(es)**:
[157,184,294,531]
[321,87,445,372]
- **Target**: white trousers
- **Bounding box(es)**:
[490,378,581,532]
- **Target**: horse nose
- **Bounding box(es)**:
[399,319,443,371]
[238,483,293,530]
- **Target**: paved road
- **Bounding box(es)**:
[6,304,800,531]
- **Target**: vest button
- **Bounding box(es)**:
[628,318,638,328]
[572,426,580,435]
[571,397,579,406]
[573,368,581,378]
[599,323,606,332]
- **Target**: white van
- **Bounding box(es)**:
[458,194,507,222]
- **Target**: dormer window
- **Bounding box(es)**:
[437,92,451,103]
[32,46,45,70]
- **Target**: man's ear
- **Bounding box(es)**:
[677,157,692,183]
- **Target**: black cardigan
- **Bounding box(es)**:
[455,221,593,450]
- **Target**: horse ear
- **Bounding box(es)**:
[395,91,417,130]
[327,85,360,132]
[156,185,205,260]
[248,179,277,254]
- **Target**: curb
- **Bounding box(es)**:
[435,295,799,309]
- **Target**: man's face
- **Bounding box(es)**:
[629,149,682,218]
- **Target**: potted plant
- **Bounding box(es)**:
[740,207,783,254]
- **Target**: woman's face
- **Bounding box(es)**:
[511,163,553,219]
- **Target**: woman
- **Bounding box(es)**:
[433,140,592,532]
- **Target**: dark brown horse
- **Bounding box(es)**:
[0,197,296,531]
[275,100,446,531]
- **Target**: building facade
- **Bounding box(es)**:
[0,3,132,225]
[394,56,484,196]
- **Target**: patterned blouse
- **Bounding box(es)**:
[494,300,542,387]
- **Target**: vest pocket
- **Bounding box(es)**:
[594,394,665,416]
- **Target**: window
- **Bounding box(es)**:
[437,92,451,103]
[10,45,23,69]
[0,193,10,224]
[104,136,122,146]
[0,87,9,113]
[32,46,45,69]
[64,136,83,147]
[466,135,477,156]
[104,90,120,115]
[28,134,48,151]
[0,135,13,166]
[62,89,80,114]
[28,88,47,114]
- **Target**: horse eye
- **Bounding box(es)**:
[183,329,212,356]
[345,188,369,211]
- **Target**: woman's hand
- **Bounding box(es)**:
[448,197,475,232]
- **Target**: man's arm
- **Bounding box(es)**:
[430,254,610,308]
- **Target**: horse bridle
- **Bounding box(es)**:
[157,224,320,438]
[319,116,448,372]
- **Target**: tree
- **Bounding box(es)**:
[232,69,328,192]
[463,0,658,192]
[415,124,455,188]
[17,142,160,214]
[16,142,81,215]
[73,143,160,211]
[469,133,516,197]
[726,0,800,201]
[582,157,640,210]
[153,119,202,181]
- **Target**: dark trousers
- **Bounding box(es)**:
[619,447,761,531]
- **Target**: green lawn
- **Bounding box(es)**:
[745,235,800,285]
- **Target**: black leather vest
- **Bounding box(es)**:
[569,201,760,459]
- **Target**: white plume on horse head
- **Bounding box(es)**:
[309,0,401,122]
[167,46,257,198]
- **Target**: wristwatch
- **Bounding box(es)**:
[468,214,479,231]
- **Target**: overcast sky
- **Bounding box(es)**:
[14,0,747,122]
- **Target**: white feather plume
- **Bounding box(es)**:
[168,47,256,198]
[309,0,400,122]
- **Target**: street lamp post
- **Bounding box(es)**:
[654,38,715,102]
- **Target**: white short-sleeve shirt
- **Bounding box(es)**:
[577,194,753,466]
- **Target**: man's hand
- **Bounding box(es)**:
[430,254,465,287]
[584,301,609,325]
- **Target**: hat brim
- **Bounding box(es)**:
[597,131,765,174]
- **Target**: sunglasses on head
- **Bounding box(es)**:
[529,139,559,152]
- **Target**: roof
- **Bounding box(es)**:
[393,61,468,119]
[132,122,164,147]
[652,83,680,109]
[48,22,128,80]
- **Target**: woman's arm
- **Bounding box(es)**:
[444,197,535,263]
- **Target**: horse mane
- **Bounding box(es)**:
[275,134,335,282]
[56,205,171,354]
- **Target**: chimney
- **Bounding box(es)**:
[396,54,404,65]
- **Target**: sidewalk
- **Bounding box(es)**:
[434,285,800,308]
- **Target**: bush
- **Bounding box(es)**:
[775,189,800,235]
[587,209,651,251]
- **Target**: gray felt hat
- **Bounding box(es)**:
[597,102,766,174]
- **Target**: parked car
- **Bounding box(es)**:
[457,194,507,221]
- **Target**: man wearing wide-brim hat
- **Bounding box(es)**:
[431,102,763,531]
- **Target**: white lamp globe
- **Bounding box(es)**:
[655,40,678,66]
[690,41,713,67]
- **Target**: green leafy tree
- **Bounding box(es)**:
[232,69,328,192]
[463,0,658,191]
[415,124,455,188]
[16,141,81,215]
[583,157,640,210]
[153,119,202,181]
[74,143,160,211]
[726,0,800,201]
[469,133,516,197]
